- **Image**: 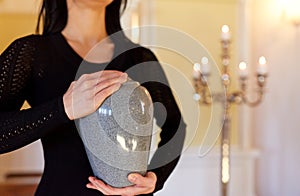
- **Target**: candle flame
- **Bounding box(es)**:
[259,56,267,65]
[222,25,230,33]
[239,62,247,70]
[193,63,201,72]
[201,57,209,65]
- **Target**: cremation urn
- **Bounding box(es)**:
[76,79,153,187]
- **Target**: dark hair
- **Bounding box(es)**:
[36,0,127,36]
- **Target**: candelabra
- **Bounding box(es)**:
[193,25,267,196]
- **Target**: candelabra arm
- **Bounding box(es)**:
[194,75,214,105]
[239,74,267,107]
[241,90,264,107]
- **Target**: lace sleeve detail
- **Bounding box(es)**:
[0,98,69,153]
[0,35,40,109]
[0,36,70,154]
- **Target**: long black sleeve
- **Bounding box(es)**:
[0,36,70,154]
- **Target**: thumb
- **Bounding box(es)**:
[128,172,156,186]
[128,173,141,185]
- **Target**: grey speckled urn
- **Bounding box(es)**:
[77,79,153,188]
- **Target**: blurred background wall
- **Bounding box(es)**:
[1,0,300,195]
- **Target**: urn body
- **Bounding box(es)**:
[77,79,153,187]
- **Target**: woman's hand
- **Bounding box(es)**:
[63,70,127,120]
[86,172,157,196]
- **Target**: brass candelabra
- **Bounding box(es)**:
[193,25,267,196]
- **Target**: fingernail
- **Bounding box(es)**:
[129,174,136,182]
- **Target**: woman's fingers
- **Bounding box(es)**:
[86,172,157,196]
[93,72,127,93]
[128,172,157,188]
[78,70,124,84]
[94,82,122,108]
[63,70,127,120]
[75,71,123,89]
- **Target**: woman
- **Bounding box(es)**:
[0,0,186,195]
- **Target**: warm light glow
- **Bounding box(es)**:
[201,57,209,65]
[193,63,201,79]
[238,62,248,78]
[222,25,230,33]
[222,157,230,183]
[280,0,300,25]
[259,56,267,65]
[193,63,201,72]
[200,57,210,75]
[257,56,268,75]
[221,25,231,41]
[222,143,230,183]
[239,62,247,70]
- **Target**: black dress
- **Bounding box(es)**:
[0,33,186,196]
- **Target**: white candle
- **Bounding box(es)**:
[257,56,268,75]
[201,57,210,75]
[238,62,248,78]
[193,63,201,79]
[221,25,231,41]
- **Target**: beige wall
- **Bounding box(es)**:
[0,13,37,52]
[251,0,300,195]
[0,0,40,51]
[152,0,240,147]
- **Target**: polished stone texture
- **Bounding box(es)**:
[77,79,153,187]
